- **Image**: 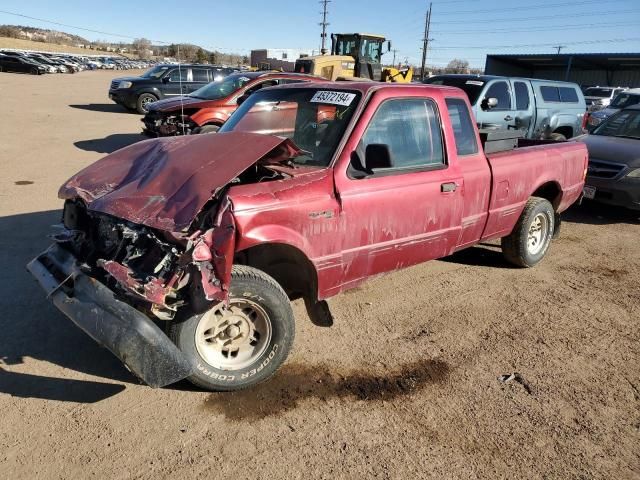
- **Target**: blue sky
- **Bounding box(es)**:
[1,0,639,68]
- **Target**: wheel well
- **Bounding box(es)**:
[553,126,573,139]
[235,243,318,302]
[532,182,562,210]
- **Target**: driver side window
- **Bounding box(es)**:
[167,68,188,82]
[359,98,445,171]
[484,81,511,110]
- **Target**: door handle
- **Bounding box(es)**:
[504,115,513,121]
[441,182,457,193]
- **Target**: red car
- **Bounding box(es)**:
[141,71,323,136]
[29,82,588,391]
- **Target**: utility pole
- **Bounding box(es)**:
[554,45,565,54]
[420,2,433,81]
[319,0,331,55]
[392,49,399,67]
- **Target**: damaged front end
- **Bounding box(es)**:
[28,132,299,388]
[27,195,235,388]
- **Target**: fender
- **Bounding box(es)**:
[190,109,230,128]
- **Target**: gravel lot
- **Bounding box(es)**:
[0,70,638,479]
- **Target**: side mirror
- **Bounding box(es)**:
[237,94,249,105]
[482,97,498,110]
[365,144,393,171]
[387,41,392,53]
[162,76,170,83]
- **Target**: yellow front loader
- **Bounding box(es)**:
[294,33,413,83]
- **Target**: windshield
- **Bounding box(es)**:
[610,93,640,109]
[141,65,171,79]
[584,87,613,98]
[423,76,485,105]
[593,109,640,139]
[190,74,253,100]
[220,88,362,166]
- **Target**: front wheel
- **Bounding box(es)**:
[136,93,158,114]
[169,265,295,391]
[502,197,555,268]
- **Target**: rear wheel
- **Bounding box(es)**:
[136,93,158,114]
[502,197,555,268]
[169,265,295,391]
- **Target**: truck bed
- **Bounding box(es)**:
[482,141,588,240]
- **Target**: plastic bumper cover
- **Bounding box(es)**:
[27,244,195,388]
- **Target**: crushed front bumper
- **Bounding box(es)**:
[27,244,195,388]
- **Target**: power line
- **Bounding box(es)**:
[430,9,639,25]
[319,0,330,55]
[435,0,627,15]
[429,21,640,36]
[430,37,640,50]
[0,9,169,44]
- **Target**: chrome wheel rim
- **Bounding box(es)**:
[527,213,549,255]
[195,299,272,371]
[141,96,154,110]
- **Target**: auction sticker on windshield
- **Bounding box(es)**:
[311,91,356,106]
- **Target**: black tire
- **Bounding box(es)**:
[549,132,567,141]
[196,124,220,134]
[169,265,295,391]
[501,197,555,268]
[136,93,158,114]
[30,67,38,75]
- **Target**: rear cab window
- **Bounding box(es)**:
[445,98,478,156]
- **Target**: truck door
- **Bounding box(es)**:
[477,79,517,131]
[511,80,535,137]
[333,95,463,289]
[444,98,492,249]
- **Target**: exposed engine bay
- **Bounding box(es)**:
[143,109,199,136]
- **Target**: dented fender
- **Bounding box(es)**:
[190,197,236,303]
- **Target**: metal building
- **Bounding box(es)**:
[484,53,640,88]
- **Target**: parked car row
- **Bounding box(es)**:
[0,49,155,75]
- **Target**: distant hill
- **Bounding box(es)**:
[0,25,89,46]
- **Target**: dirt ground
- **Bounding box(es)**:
[0,70,638,480]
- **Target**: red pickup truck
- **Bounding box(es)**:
[28,82,588,391]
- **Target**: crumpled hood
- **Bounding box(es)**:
[580,134,640,168]
[59,132,300,232]
[148,96,217,113]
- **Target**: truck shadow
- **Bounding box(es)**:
[69,103,134,114]
[0,210,135,403]
[74,133,146,154]
[202,359,450,421]
[562,202,640,225]
[440,243,513,269]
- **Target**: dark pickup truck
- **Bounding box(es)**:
[28,83,588,391]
